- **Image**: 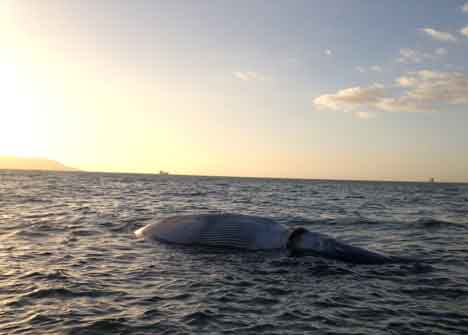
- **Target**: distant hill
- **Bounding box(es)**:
[0,156,78,172]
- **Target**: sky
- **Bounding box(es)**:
[1,0,468,181]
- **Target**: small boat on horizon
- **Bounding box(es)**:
[429,177,435,183]
[159,170,169,175]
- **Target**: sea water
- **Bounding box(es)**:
[1,170,468,334]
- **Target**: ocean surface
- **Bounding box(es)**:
[1,170,468,335]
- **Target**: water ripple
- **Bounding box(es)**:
[1,171,468,334]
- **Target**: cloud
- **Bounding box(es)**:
[354,111,375,120]
[233,71,267,82]
[461,26,468,37]
[395,76,417,87]
[420,28,457,42]
[314,70,468,115]
[355,66,366,73]
[435,48,447,56]
[462,2,468,13]
[374,96,436,113]
[394,70,468,105]
[355,65,383,73]
[324,49,332,56]
[397,48,430,64]
[397,48,447,64]
[313,85,385,111]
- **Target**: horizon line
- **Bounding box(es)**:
[1,167,466,185]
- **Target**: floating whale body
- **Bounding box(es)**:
[135,213,409,264]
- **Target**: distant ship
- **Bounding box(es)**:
[159,170,169,175]
[429,177,435,183]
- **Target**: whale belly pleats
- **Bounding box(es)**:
[135,215,207,244]
[197,218,252,249]
[135,214,288,250]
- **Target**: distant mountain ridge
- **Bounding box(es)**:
[0,156,78,172]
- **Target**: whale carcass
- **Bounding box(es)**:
[135,213,403,264]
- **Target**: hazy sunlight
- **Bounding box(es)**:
[0,1,467,181]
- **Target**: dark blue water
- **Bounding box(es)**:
[1,171,468,334]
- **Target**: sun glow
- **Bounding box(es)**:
[0,3,49,158]
[0,1,466,181]
[0,60,47,157]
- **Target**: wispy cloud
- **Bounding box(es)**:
[354,111,375,120]
[420,28,457,42]
[314,70,468,115]
[462,2,468,13]
[355,65,383,73]
[233,71,267,82]
[435,47,447,56]
[397,48,447,64]
[398,48,429,64]
[394,70,468,104]
[313,84,385,112]
[324,49,332,56]
[461,26,468,38]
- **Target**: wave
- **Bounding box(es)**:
[224,323,277,334]
[67,318,131,335]
[298,217,467,229]
[142,293,191,304]
[413,217,463,228]
[18,270,70,282]
[7,286,123,307]
[399,286,468,299]
[164,191,208,197]
[181,309,218,327]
